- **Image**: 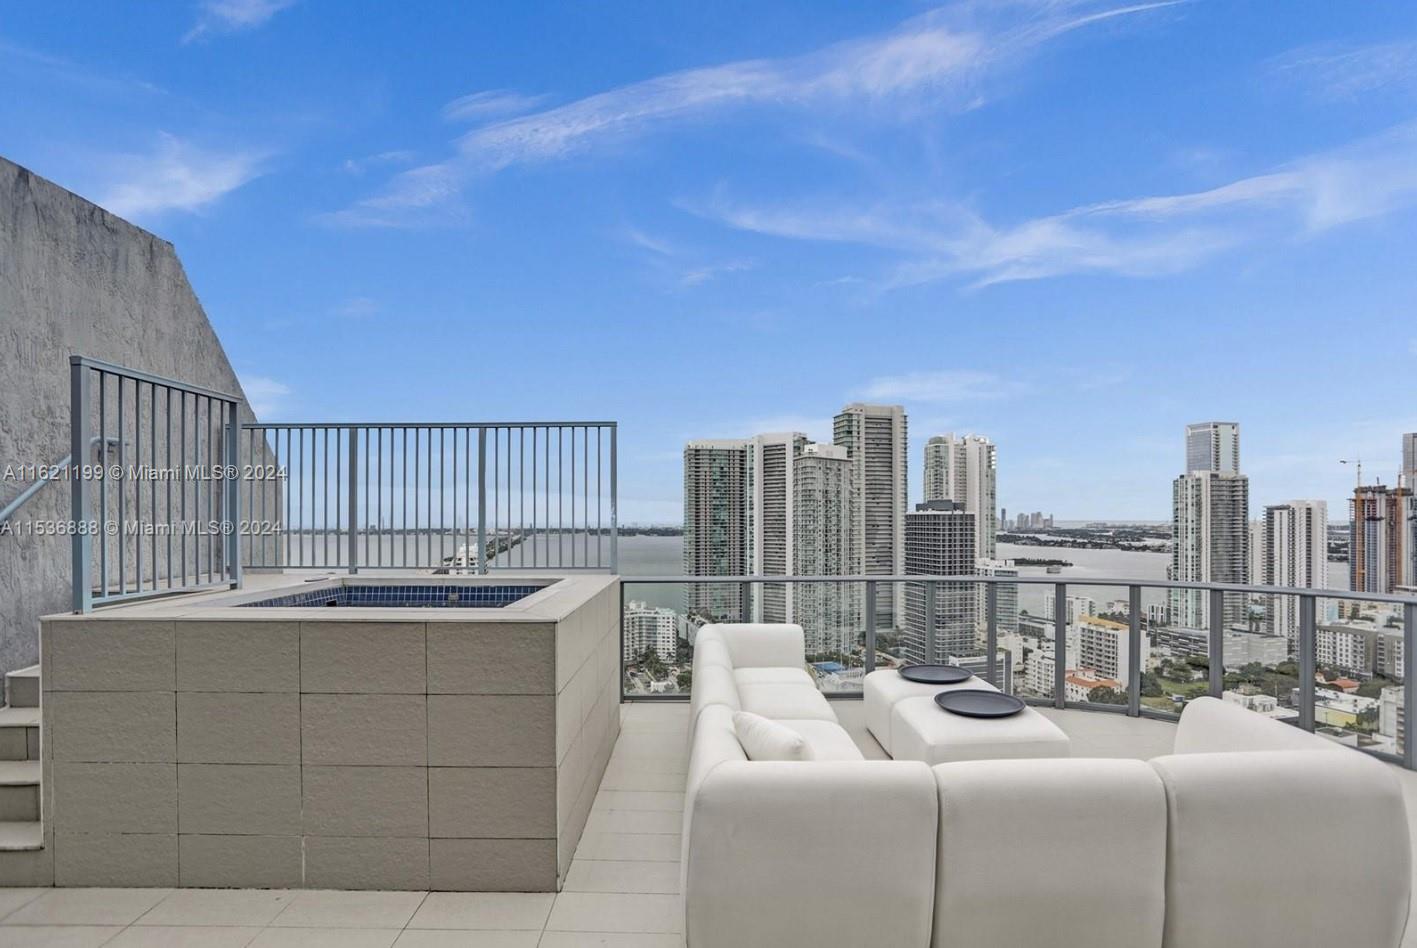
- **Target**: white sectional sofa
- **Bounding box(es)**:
[682,623,1412,948]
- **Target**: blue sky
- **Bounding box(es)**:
[4,0,1416,522]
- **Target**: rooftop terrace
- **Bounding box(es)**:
[2,701,1416,947]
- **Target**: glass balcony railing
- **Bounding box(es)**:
[620,574,1417,770]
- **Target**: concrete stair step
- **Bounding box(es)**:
[0,762,39,821]
[4,666,39,709]
[0,707,41,762]
[0,821,43,852]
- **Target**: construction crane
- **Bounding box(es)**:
[1339,457,1363,488]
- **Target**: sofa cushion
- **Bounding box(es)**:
[689,663,742,737]
[738,680,837,723]
[733,666,815,687]
[697,623,807,669]
[733,711,813,761]
[930,758,1166,948]
[693,638,734,671]
[1149,749,1410,948]
[1173,695,1342,755]
[775,719,865,761]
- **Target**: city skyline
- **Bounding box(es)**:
[4,2,1417,522]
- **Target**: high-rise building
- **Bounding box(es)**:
[749,432,810,623]
[792,443,861,655]
[1171,422,1250,629]
[1186,421,1240,475]
[1077,616,1147,686]
[1403,433,1417,487]
[976,559,1019,635]
[683,439,752,622]
[833,404,908,628]
[1248,520,1266,592]
[1263,501,1328,645]
[1043,595,1097,625]
[623,600,679,664]
[901,501,977,663]
[922,434,997,559]
[1351,485,1415,594]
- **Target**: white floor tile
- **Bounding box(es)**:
[0,927,123,947]
[248,927,401,947]
[108,927,263,947]
[0,889,48,922]
[539,933,684,948]
[562,860,681,895]
[393,931,540,947]
[544,893,682,934]
[591,791,684,813]
[407,893,554,931]
[572,833,682,863]
[582,809,681,835]
[596,769,685,792]
[2,889,172,927]
[138,889,297,927]
[269,890,427,929]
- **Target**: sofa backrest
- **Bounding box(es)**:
[1150,748,1410,948]
[687,662,741,738]
[685,756,938,948]
[1173,696,1342,755]
[696,622,807,669]
[929,758,1167,948]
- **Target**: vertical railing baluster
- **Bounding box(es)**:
[1299,594,1317,730]
[225,402,241,588]
[1053,584,1067,709]
[1127,585,1142,716]
[347,426,358,574]
[118,376,126,595]
[136,382,143,594]
[69,359,92,612]
[609,423,618,573]
[925,581,937,665]
[864,580,877,675]
[477,427,487,574]
[98,371,107,600]
[1208,588,1224,697]
[1404,601,1415,770]
[986,582,999,688]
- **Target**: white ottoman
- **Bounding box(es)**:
[890,695,1071,764]
[863,669,997,756]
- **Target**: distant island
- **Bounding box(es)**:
[1011,557,1073,567]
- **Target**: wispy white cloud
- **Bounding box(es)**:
[99,133,267,220]
[183,0,296,43]
[333,296,378,319]
[618,226,753,288]
[340,150,416,175]
[698,120,1417,287]
[331,0,1183,226]
[239,374,292,419]
[1270,39,1417,102]
[441,89,549,122]
[856,370,1025,403]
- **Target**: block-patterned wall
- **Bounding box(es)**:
[33,583,622,889]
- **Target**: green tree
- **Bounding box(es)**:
[676,668,692,691]
[1087,686,1128,705]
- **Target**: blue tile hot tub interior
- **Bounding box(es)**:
[240,584,544,608]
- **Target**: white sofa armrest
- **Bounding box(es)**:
[1174,696,1342,755]
[1150,749,1411,948]
[684,760,937,948]
[696,623,806,669]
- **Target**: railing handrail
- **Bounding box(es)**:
[0,436,122,526]
[71,355,242,404]
[243,421,618,429]
[631,574,1417,606]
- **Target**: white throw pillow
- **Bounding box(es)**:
[732,711,814,761]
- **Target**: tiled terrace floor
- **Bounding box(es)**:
[1,701,1414,946]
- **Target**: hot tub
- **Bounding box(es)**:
[239,583,544,609]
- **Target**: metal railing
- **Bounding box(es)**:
[241,422,617,573]
[620,574,1417,770]
[69,357,243,610]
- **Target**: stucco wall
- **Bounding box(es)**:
[0,155,263,677]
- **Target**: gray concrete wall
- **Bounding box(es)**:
[0,155,263,677]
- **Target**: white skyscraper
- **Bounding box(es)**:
[1186,421,1240,475]
[1263,500,1328,644]
[623,600,680,664]
[1171,422,1250,629]
[683,439,753,622]
[833,404,908,628]
[922,434,997,559]
[749,432,809,624]
[902,501,977,663]
[792,443,861,654]
[1403,432,1417,487]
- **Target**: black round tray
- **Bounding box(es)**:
[934,689,1026,718]
[898,664,973,685]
